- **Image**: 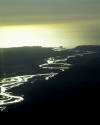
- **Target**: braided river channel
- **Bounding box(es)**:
[0,48,97,111]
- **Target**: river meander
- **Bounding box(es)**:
[0,48,97,111]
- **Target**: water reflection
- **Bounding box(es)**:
[0,48,98,111]
[0,73,58,111]
[39,50,97,71]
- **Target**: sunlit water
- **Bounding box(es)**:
[0,47,98,111]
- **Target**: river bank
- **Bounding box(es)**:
[1,45,99,78]
[1,45,100,119]
[2,57,100,120]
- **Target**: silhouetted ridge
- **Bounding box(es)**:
[74,45,100,51]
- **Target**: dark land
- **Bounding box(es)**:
[0,46,82,78]
[1,45,100,119]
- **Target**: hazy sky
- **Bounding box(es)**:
[0,0,100,48]
[0,0,100,25]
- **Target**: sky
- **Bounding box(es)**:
[0,0,100,48]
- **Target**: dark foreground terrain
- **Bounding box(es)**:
[1,45,100,120]
[0,46,85,77]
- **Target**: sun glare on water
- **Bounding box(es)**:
[0,25,62,48]
[0,20,100,48]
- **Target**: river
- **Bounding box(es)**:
[0,47,97,111]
